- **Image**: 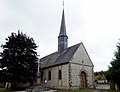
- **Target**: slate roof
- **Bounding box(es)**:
[40,43,81,69]
[59,9,67,37]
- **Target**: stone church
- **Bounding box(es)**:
[40,8,94,90]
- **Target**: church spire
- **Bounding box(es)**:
[58,4,68,54]
[59,0,67,36]
[59,9,67,36]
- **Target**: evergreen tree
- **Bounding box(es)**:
[0,31,38,84]
[106,42,120,90]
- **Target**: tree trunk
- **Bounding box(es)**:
[110,81,115,90]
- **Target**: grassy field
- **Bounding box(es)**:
[0,88,14,92]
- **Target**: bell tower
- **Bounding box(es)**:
[58,5,68,54]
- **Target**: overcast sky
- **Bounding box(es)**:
[0,0,120,71]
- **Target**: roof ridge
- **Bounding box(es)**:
[67,42,82,49]
[41,42,82,68]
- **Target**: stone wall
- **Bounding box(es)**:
[43,64,69,89]
[42,43,94,90]
[70,43,94,89]
[70,63,94,89]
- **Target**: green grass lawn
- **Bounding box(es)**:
[107,90,120,92]
[0,88,14,92]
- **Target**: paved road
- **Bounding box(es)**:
[16,85,110,92]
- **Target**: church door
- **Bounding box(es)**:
[80,71,87,88]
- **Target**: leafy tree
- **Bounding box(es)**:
[106,41,120,90]
[0,31,38,84]
[94,71,105,76]
[94,71,107,81]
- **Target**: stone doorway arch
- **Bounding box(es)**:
[80,71,87,88]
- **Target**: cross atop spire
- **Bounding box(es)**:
[63,0,64,8]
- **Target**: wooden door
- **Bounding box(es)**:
[80,71,87,88]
